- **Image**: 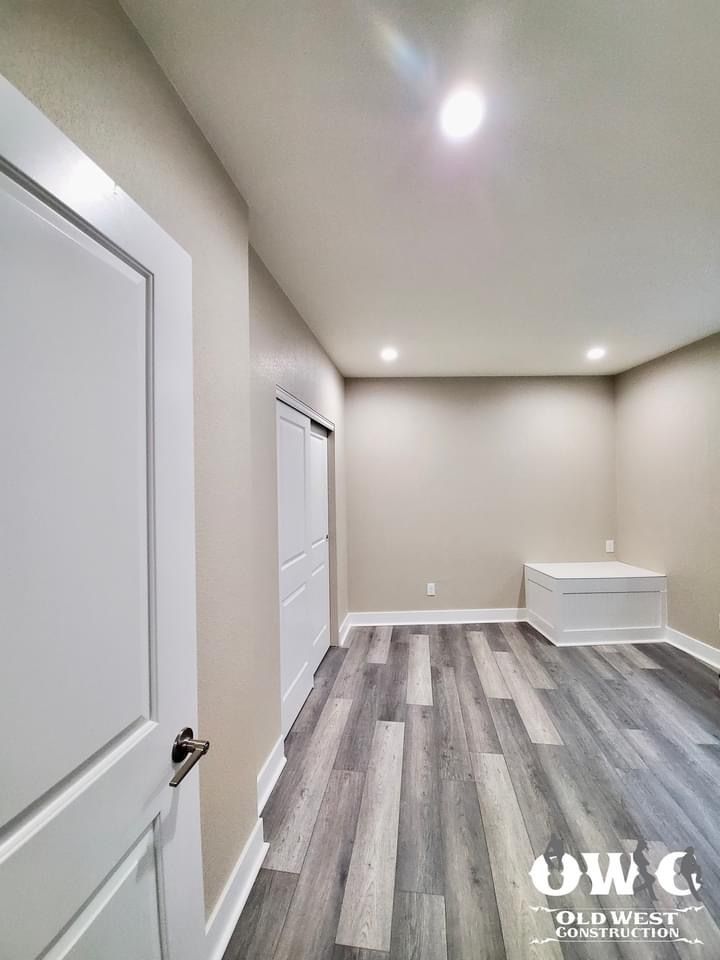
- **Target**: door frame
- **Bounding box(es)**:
[0,76,205,959]
[274,385,339,661]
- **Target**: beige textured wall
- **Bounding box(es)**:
[250,253,347,768]
[346,377,616,611]
[0,0,257,914]
[615,333,720,648]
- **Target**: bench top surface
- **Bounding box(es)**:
[525,560,665,580]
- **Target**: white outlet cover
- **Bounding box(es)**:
[426,582,436,596]
[605,539,615,553]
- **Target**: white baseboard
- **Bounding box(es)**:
[666,626,720,671]
[344,608,526,629]
[256,736,286,816]
[338,612,352,647]
[205,818,268,960]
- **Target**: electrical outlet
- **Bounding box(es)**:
[426,582,436,597]
[605,539,615,554]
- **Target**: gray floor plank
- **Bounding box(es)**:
[473,753,562,960]
[396,705,443,895]
[332,628,373,699]
[619,643,664,670]
[594,645,636,677]
[534,741,629,853]
[407,635,433,705]
[561,680,648,772]
[570,644,619,681]
[642,642,719,695]
[389,892,448,960]
[488,699,573,857]
[541,687,644,842]
[625,727,667,765]
[377,639,409,722]
[636,653,720,736]
[367,626,393,664]
[334,663,382,772]
[626,669,719,746]
[336,721,405,952]
[439,778,505,960]
[222,868,297,960]
[453,637,502,754]
[467,630,511,699]
[265,697,353,872]
[292,646,349,735]
[495,652,563,745]
[333,947,389,960]
[483,622,509,651]
[274,770,365,960]
[432,666,474,780]
[500,623,556,689]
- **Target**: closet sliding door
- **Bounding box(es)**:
[276,401,330,735]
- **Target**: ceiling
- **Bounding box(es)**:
[122,0,720,376]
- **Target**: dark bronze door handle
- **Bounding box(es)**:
[169,727,210,787]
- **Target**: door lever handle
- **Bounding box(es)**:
[169,727,210,787]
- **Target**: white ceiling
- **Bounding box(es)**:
[123,0,720,376]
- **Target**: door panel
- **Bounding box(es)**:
[308,426,330,672]
[0,78,204,960]
[276,403,331,733]
[277,403,313,732]
[277,415,307,577]
[45,827,163,960]
[1,173,151,827]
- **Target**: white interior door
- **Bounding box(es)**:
[0,79,205,960]
[308,423,330,673]
[276,401,331,735]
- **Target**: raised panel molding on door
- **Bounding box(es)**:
[0,78,205,960]
[277,402,313,734]
[276,401,331,735]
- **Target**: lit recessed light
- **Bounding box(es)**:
[586,346,607,361]
[439,87,486,141]
[380,346,399,362]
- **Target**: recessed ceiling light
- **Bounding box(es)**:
[586,346,607,361]
[380,346,399,362]
[439,87,486,141]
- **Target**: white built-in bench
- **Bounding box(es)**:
[524,561,667,646]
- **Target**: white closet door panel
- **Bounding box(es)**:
[276,402,312,733]
[309,426,329,545]
[277,411,307,587]
[280,583,310,693]
[308,426,330,672]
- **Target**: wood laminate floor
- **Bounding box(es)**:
[224,623,720,960]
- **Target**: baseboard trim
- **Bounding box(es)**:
[338,613,352,647]
[257,736,286,816]
[205,818,268,960]
[345,608,526,628]
[666,626,720,671]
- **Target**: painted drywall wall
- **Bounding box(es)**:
[615,333,720,648]
[345,377,617,612]
[0,0,256,914]
[250,252,347,766]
